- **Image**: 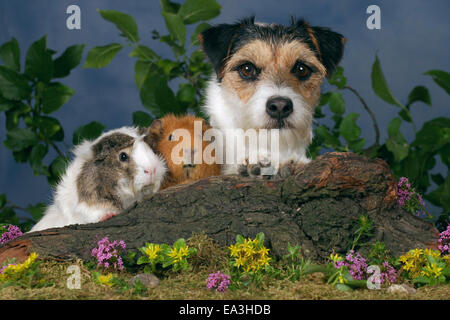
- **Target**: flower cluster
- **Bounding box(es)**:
[333,250,368,280]
[0,252,38,282]
[229,233,271,273]
[399,248,443,280]
[0,224,23,245]
[438,225,450,255]
[91,237,126,271]
[379,261,398,284]
[206,271,231,293]
[396,177,426,217]
[137,239,196,273]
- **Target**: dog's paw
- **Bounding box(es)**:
[238,157,277,178]
[277,160,307,178]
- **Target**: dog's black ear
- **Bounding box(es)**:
[310,26,346,77]
[199,23,241,75]
[292,19,345,77]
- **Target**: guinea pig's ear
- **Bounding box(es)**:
[292,19,346,77]
[199,19,252,77]
[92,138,115,162]
[145,119,164,150]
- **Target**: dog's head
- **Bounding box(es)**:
[200,17,345,131]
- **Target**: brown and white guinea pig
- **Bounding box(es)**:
[147,114,221,189]
[30,127,167,232]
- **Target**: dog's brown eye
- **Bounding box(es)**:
[119,152,128,162]
[238,63,258,80]
[292,62,312,80]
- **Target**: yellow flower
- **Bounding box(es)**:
[229,244,239,257]
[97,273,114,287]
[169,246,190,263]
[329,253,343,263]
[143,244,161,260]
[0,252,38,282]
[424,249,441,259]
[421,263,443,279]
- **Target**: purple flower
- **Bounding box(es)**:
[438,225,450,255]
[91,236,127,271]
[396,177,426,217]
[0,224,23,245]
[333,250,367,280]
[206,271,231,293]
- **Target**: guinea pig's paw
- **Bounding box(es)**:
[100,212,118,222]
[277,160,307,179]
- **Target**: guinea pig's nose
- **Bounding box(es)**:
[266,96,293,119]
[144,168,156,175]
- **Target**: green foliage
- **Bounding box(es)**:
[0,36,104,230]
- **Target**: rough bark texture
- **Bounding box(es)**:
[0,152,439,264]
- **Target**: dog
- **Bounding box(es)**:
[199,17,345,177]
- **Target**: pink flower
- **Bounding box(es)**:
[91,236,127,271]
[206,271,231,293]
[0,224,23,245]
[438,225,450,255]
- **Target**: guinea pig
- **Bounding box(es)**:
[147,114,221,189]
[30,127,167,232]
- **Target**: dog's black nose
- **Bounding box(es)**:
[266,96,293,119]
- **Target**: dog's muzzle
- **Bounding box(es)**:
[266,96,293,120]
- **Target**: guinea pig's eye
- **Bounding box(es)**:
[291,61,312,80]
[119,152,129,162]
[168,134,174,141]
[237,62,259,81]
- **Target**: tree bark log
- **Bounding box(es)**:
[0,152,440,264]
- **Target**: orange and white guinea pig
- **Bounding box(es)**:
[147,114,221,189]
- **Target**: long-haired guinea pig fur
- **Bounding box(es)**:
[148,114,221,189]
[30,127,167,232]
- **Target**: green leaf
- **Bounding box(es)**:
[178,0,221,24]
[162,12,186,46]
[328,91,345,115]
[426,175,450,211]
[30,143,50,176]
[132,111,153,128]
[406,85,431,107]
[0,38,20,72]
[25,36,53,82]
[339,112,361,142]
[0,194,6,208]
[98,9,140,43]
[0,66,31,100]
[83,43,123,69]
[53,44,85,78]
[315,125,341,148]
[129,45,158,61]
[371,55,406,110]
[160,0,181,14]
[42,82,75,114]
[328,66,346,89]
[35,116,64,141]
[176,83,196,103]
[73,121,106,145]
[134,60,155,90]
[386,117,409,162]
[139,71,181,117]
[191,22,211,46]
[48,156,68,186]
[26,203,46,222]
[3,128,39,152]
[424,70,450,94]
[413,117,450,153]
